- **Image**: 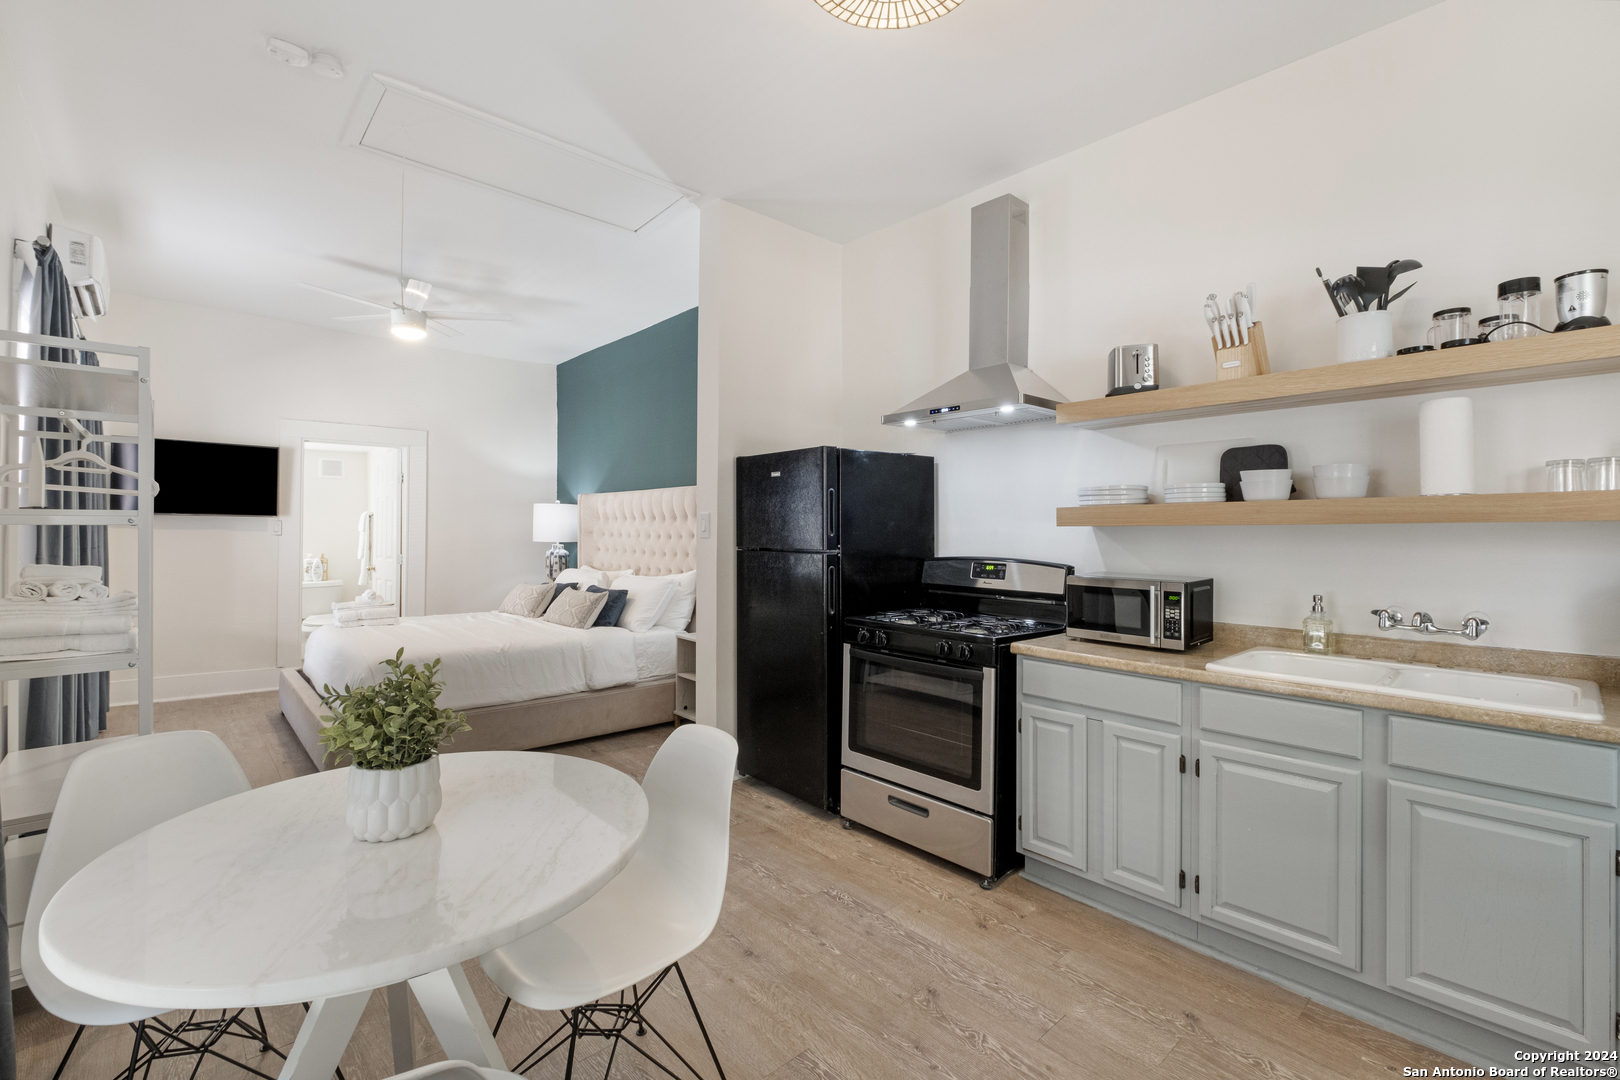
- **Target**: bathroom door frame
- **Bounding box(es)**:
[277,420,427,671]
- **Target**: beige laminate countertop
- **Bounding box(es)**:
[1012,624,1620,747]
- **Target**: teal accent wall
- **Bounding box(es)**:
[556,308,698,560]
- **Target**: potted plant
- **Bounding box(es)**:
[318,649,471,843]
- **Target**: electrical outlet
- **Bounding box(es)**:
[698,512,711,539]
[270,518,283,536]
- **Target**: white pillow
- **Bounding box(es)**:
[554,566,609,590]
[654,570,697,631]
[615,575,678,633]
[609,568,636,586]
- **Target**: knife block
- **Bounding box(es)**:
[1212,321,1270,381]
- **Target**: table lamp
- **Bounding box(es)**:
[533,502,579,581]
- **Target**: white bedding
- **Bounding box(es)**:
[302,613,678,712]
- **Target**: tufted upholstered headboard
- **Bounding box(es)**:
[576,486,698,576]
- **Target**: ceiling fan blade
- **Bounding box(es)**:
[422,311,513,321]
[333,314,391,321]
[299,283,393,310]
[427,319,463,338]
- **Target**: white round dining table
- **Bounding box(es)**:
[38,751,649,1080]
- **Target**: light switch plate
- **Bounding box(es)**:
[698,512,710,539]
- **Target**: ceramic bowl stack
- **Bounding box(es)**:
[1164,482,1227,504]
[1077,484,1149,505]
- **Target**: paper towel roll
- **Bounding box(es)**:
[1419,397,1475,495]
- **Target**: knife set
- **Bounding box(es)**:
[1206,285,1269,382]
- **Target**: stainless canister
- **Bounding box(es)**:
[1555,269,1609,329]
[1106,344,1159,397]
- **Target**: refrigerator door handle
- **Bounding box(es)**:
[827,563,838,617]
[826,488,837,545]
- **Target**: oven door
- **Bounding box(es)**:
[1067,577,1163,648]
[841,645,994,816]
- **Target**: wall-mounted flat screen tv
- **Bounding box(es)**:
[153,438,279,516]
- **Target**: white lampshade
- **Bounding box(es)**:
[533,502,579,543]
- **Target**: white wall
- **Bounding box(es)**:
[837,0,1620,657]
[696,201,843,734]
[94,292,558,701]
[0,38,60,284]
[302,450,370,603]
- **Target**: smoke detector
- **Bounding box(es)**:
[267,37,344,79]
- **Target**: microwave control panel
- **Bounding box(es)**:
[1163,591,1183,640]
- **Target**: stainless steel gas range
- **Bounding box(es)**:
[839,557,1072,888]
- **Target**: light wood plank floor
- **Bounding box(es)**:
[12,693,1465,1079]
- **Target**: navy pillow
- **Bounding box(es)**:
[586,585,628,628]
[550,581,578,607]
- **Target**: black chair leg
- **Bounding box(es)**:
[49,1024,84,1080]
[673,963,726,1080]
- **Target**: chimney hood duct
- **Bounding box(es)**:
[882,194,1067,432]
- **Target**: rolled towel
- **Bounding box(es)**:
[80,582,110,599]
[47,582,81,600]
[9,581,46,600]
[20,564,105,585]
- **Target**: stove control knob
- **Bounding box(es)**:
[956,643,974,661]
[856,628,871,644]
[936,640,952,657]
[873,630,889,647]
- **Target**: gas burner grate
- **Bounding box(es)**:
[863,608,965,626]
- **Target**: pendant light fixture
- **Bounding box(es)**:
[815,0,962,28]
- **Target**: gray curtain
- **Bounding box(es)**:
[23,239,110,749]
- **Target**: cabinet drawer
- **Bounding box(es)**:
[1021,660,1181,725]
[841,769,994,878]
[1388,716,1618,808]
[1199,687,1363,758]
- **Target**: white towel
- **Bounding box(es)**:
[47,582,81,599]
[80,582,109,599]
[333,608,397,625]
[9,582,46,600]
[0,614,133,639]
[332,598,393,613]
[0,632,133,657]
[0,591,137,614]
[332,617,399,629]
[20,565,105,585]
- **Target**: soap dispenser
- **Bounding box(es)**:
[1303,594,1333,654]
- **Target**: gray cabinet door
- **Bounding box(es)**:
[1387,780,1614,1052]
[1198,741,1362,970]
[1101,719,1181,905]
[1021,702,1086,871]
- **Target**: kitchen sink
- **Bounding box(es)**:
[1205,648,1605,723]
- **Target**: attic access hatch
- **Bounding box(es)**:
[345,75,694,233]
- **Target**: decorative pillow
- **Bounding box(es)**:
[614,575,677,633]
[541,585,609,629]
[497,582,555,618]
[586,585,629,627]
[654,570,698,631]
[554,566,609,590]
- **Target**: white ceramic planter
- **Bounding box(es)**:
[347,756,442,843]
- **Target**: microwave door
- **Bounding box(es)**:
[1077,583,1160,645]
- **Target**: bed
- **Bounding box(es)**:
[279,484,697,769]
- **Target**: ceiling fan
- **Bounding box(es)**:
[300,277,512,340]
[301,176,514,341]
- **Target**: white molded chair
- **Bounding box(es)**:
[22,729,266,1080]
[480,724,738,1079]
[387,1063,522,1079]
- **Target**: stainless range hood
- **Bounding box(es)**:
[882,194,1067,432]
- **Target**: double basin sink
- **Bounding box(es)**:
[1206,648,1605,723]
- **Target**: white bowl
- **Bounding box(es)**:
[1239,469,1292,482]
[1315,476,1370,498]
[1312,463,1369,479]
[1240,477,1292,501]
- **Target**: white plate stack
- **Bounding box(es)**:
[1076,484,1149,505]
[1164,482,1228,503]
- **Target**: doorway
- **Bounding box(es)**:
[299,442,402,657]
[278,420,427,671]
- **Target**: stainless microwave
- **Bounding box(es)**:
[1065,575,1214,651]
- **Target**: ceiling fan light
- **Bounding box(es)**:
[815,0,962,29]
[390,308,428,341]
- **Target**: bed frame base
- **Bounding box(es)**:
[279,668,678,771]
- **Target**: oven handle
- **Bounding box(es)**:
[846,646,988,681]
[1148,583,1162,647]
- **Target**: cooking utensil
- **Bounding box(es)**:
[1317,268,1346,317]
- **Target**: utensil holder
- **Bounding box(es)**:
[1213,321,1270,381]
[1337,309,1395,363]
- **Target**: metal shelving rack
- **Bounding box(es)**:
[0,327,153,738]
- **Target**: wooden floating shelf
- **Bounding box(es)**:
[1055,324,1620,430]
[1057,491,1620,527]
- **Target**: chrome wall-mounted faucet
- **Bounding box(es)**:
[1370,608,1489,640]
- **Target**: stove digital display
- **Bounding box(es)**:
[971,562,1007,580]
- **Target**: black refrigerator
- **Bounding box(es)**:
[736,447,934,811]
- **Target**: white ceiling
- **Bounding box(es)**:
[0,0,1439,364]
